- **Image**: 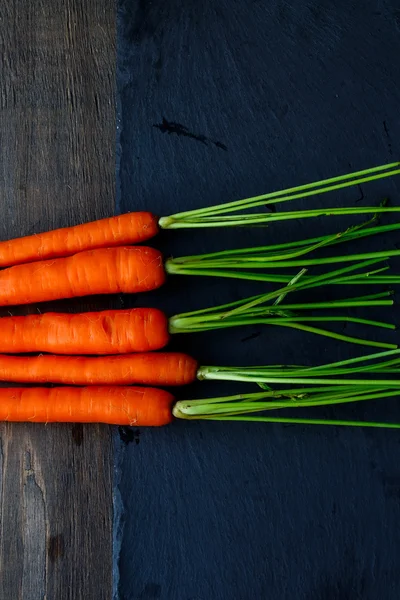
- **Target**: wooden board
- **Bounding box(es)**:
[0,2,115,599]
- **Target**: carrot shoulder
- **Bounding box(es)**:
[0,386,174,426]
[0,308,169,354]
[0,352,198,385]
[0,246,166,305]
[0,212,159,267]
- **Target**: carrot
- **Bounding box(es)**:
[0,163,398,267]
[2,351,400,429]
[0,308,169,354]
[0,352,198,386]
[0,246,165,305]
[0,386,174,426]
[2,348,400,391]
[3,210,400,308]
[0,212,159,267]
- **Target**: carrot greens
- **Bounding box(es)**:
[160,162,400,229]
[166,215,400,285]
[173,349,400,429]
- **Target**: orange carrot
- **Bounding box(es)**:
[0,386,174,426]
[0,352,198,386]
[0,308,169,354]
[0,246,166,305]
[0,212,159,267]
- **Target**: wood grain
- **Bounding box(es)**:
[0,2,115,599]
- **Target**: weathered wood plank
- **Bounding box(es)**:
[0,2,115,599]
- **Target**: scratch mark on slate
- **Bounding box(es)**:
[383,120,393,156]
[153,117,228,150]
[241,331,262,342]
[348,162,365,202]
[355,184,364,203]
[394,10,400,31]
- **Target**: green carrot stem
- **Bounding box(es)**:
[166,267,395,286]
[170,207,400,228]
[170,316,397,349]
[179,415,400,429]
[172,221,400,265]
[169,217,399,267]
[171,218,394,263]
[177,388,398,417]
[182,385,364,406]
[266,322,396,349]
[169,249,398,270]
[173,313,394,330]
[198,367,400,387]
[160,162,400,226]
[219,264,389,317]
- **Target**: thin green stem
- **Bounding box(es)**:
[183,385,362,405]
[166,265,397,286]
[168,215,392,271]
[270,322,397,349]
[173,250,397,269]
[220,262,389,317]
[183,415,400,429]
[179,388,398,416]
[174,207,400,227]
[171,218,398,263]
[199,368,400,387]
[171,316,397,349]
[160,162,400,225]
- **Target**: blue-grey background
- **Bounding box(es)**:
[115,2,400,599]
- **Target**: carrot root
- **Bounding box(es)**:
[0,308,169,354]
[0,386,174,426]
[0,246,166,306]
[0,212,159,267]
[0,352,198,386]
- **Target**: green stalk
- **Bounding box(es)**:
[219,268,391,317]
[173,348,400,429]
[167,218,399,267]
[165,217,400,290]
[169,288,397,349]
[176,388,396,416]
[197,350,400,385]
[166,266,398,286]
[167,248,399,270]
[159,162,400,227]
[167,259,391,321]
[170,219,397,264]
[198,368,400,387]
[165,207,400,229]
[173,385,400,427]
[185,416,400,429]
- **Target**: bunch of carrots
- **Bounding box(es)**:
[2,162,400,429]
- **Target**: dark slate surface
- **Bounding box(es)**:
[116,2,400,599]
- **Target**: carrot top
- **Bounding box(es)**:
[159,162,400,229]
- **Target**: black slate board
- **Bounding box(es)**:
[116,2,400,599]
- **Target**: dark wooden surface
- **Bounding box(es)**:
[117,1,400,599]
[0,2,115,599]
